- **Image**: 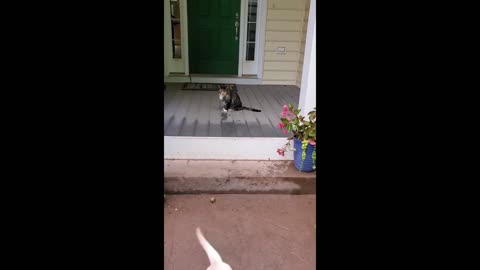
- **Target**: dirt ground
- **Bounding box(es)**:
[164,194,316,269]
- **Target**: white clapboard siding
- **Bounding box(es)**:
[267,10,304,21]
[263,71,297,81]
[264,51,300,62]
[265,31,302,42]
[262,80,297,85]
[263,61,298,71]
[268,0,306,10]
[266,21,303,31]
[264,41,301,52]
[263,0,310,86]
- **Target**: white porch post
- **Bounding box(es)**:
[298,0,316,115]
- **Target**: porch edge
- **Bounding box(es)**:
[164,159,316,194]
[164,136,294,160]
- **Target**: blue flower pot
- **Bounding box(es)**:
[293,137,316,172]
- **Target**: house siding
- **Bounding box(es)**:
[262,0,310,86]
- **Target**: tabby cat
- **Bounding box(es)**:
[218,85,261,112]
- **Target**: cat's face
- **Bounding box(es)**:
[218,86,231,101]
[218,85,233,100]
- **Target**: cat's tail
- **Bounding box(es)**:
[241,106,262,112]
[196,227,223,265]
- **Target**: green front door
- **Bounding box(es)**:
[187,0,240,75]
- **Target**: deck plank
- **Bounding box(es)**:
[165,91,193,136]
[221,111,237,137]
[194,92,212,136]
[229,89,251,137]
[240,86,278,137]
[180,91,203,136]
[164,85,184,132]
[208,95,223,137]
[249,85,285,137]
[282,85,301,106]
[236,86,264,137]
[230,111,250,137]
[264,86,294,137]
[278,86,300,106]
[271,85,295,108]
[263,85,286,111]
[263,85,297,138]
[261,85,298,138]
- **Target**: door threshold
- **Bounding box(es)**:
[165,74,262,85]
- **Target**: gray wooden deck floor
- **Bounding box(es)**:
[164,83,300,137]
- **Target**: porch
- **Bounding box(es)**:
[164,83,299,137]
[164,0,316,160]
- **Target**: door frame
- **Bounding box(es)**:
[164,0,267,79]
[239,0,267,77]
[164,0,268,79]
[164,0,190,75]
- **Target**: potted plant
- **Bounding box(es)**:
[276,104,316,172]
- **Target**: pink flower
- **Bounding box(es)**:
[283,129,288,134]
[309,139,316,146]
[287,116,291,121]
[278,123,284,129]
[276,149,285,156]
[281,105,288,117]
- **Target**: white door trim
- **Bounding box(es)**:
[164,0,267,79]
[241,0,255,75]
[164,0,189,75]
[240,0,267,77]
[237,0,246,77]
[180,0,189,75]
[164,0,171,76]
[256,0,267,79]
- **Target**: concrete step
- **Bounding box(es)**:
[164,160,316,194]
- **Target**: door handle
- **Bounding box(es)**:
[235,21,239,40]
